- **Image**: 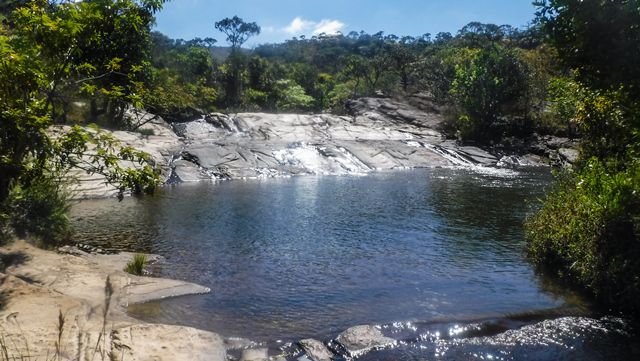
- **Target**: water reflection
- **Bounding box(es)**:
[72,169,577,343]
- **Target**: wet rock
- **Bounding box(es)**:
[172,159,209,182]
[298,339,334,361]
[58,245,89,256]
[172,118,222,139]
[225,337,260,350]
[559,147,579,164]
[544,136,574,150]
[241,348,269,361]
[497,154,547,168]
[336,325,396,357]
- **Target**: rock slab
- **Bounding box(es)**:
[299,338,335,361]
[336,325,396,357]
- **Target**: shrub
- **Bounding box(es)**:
[450,44,531,143]
[3,173,71,247]
[275,80,315,112]
[136,128,155,137]
[124,254,148,276]
[525,159,640,314]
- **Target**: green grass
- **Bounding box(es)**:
[124,254,147,276]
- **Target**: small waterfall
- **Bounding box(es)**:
[407,141,519,176]
[272,142,371,175]
[407,141,479,167]
[334,146,372,173]
[422,144,478,167]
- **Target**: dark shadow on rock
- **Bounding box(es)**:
[0,251,30,273]
[0,275,10,311]
[13,274,42,285]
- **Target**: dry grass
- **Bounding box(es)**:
[0,277,129,361]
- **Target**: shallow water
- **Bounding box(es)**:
[71,168,638,359]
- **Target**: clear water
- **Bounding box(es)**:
[70,168,638,359]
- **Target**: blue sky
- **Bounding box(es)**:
[155,0,538,46]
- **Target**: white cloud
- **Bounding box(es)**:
[284,17,315,34]
[312,19,345,35]
[282,17,345,36]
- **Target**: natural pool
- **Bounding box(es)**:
[71,168,639,360]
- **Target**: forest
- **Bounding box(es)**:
[0,0,639,315]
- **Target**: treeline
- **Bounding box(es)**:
[147,20,568,146]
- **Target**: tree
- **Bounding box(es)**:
[341,55,368,97]
[275,80,314,111]
[386,40,416,92]
[215,16,260,107]
[0,0,162,243]
[214,16,260,49]
[535,0,640,96]
[450,45,530,142]
[457,22,505,48]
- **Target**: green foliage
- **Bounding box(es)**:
[573,90,639,168]
[2,172,71,247]
[419,47,475,104]
[275,80,315,112]
[215,16,260,49]
[143,67,217,121]
[144,21,547,115]
[527,0,640,315]
[0,0,163,245]
[450,45,531,143]
[328,82,356,114]
[535,0,640,96]
[526,159,640,313]
[3,0,166,127]
[215,16,260,107]
[124,253,148,276]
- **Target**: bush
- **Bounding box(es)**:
[275,80,315,112]
[2,173,71,247]
[525,159,640,314]
[124,254,148,276]
[450,45,531,143]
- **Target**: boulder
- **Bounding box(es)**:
[298,339,334,361]
[559,147,579,164]
[336,325,395,357]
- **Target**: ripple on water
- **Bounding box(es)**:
[69,168,638,359]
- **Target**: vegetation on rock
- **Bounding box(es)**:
[526,0,640,315]
[124,254,148,276]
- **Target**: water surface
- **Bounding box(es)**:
[70,168,638,359]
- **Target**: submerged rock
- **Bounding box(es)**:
[241,348,269,361]
[298,338,335,361]
[336,325,396,357]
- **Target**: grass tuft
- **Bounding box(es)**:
[124,254,147,276]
